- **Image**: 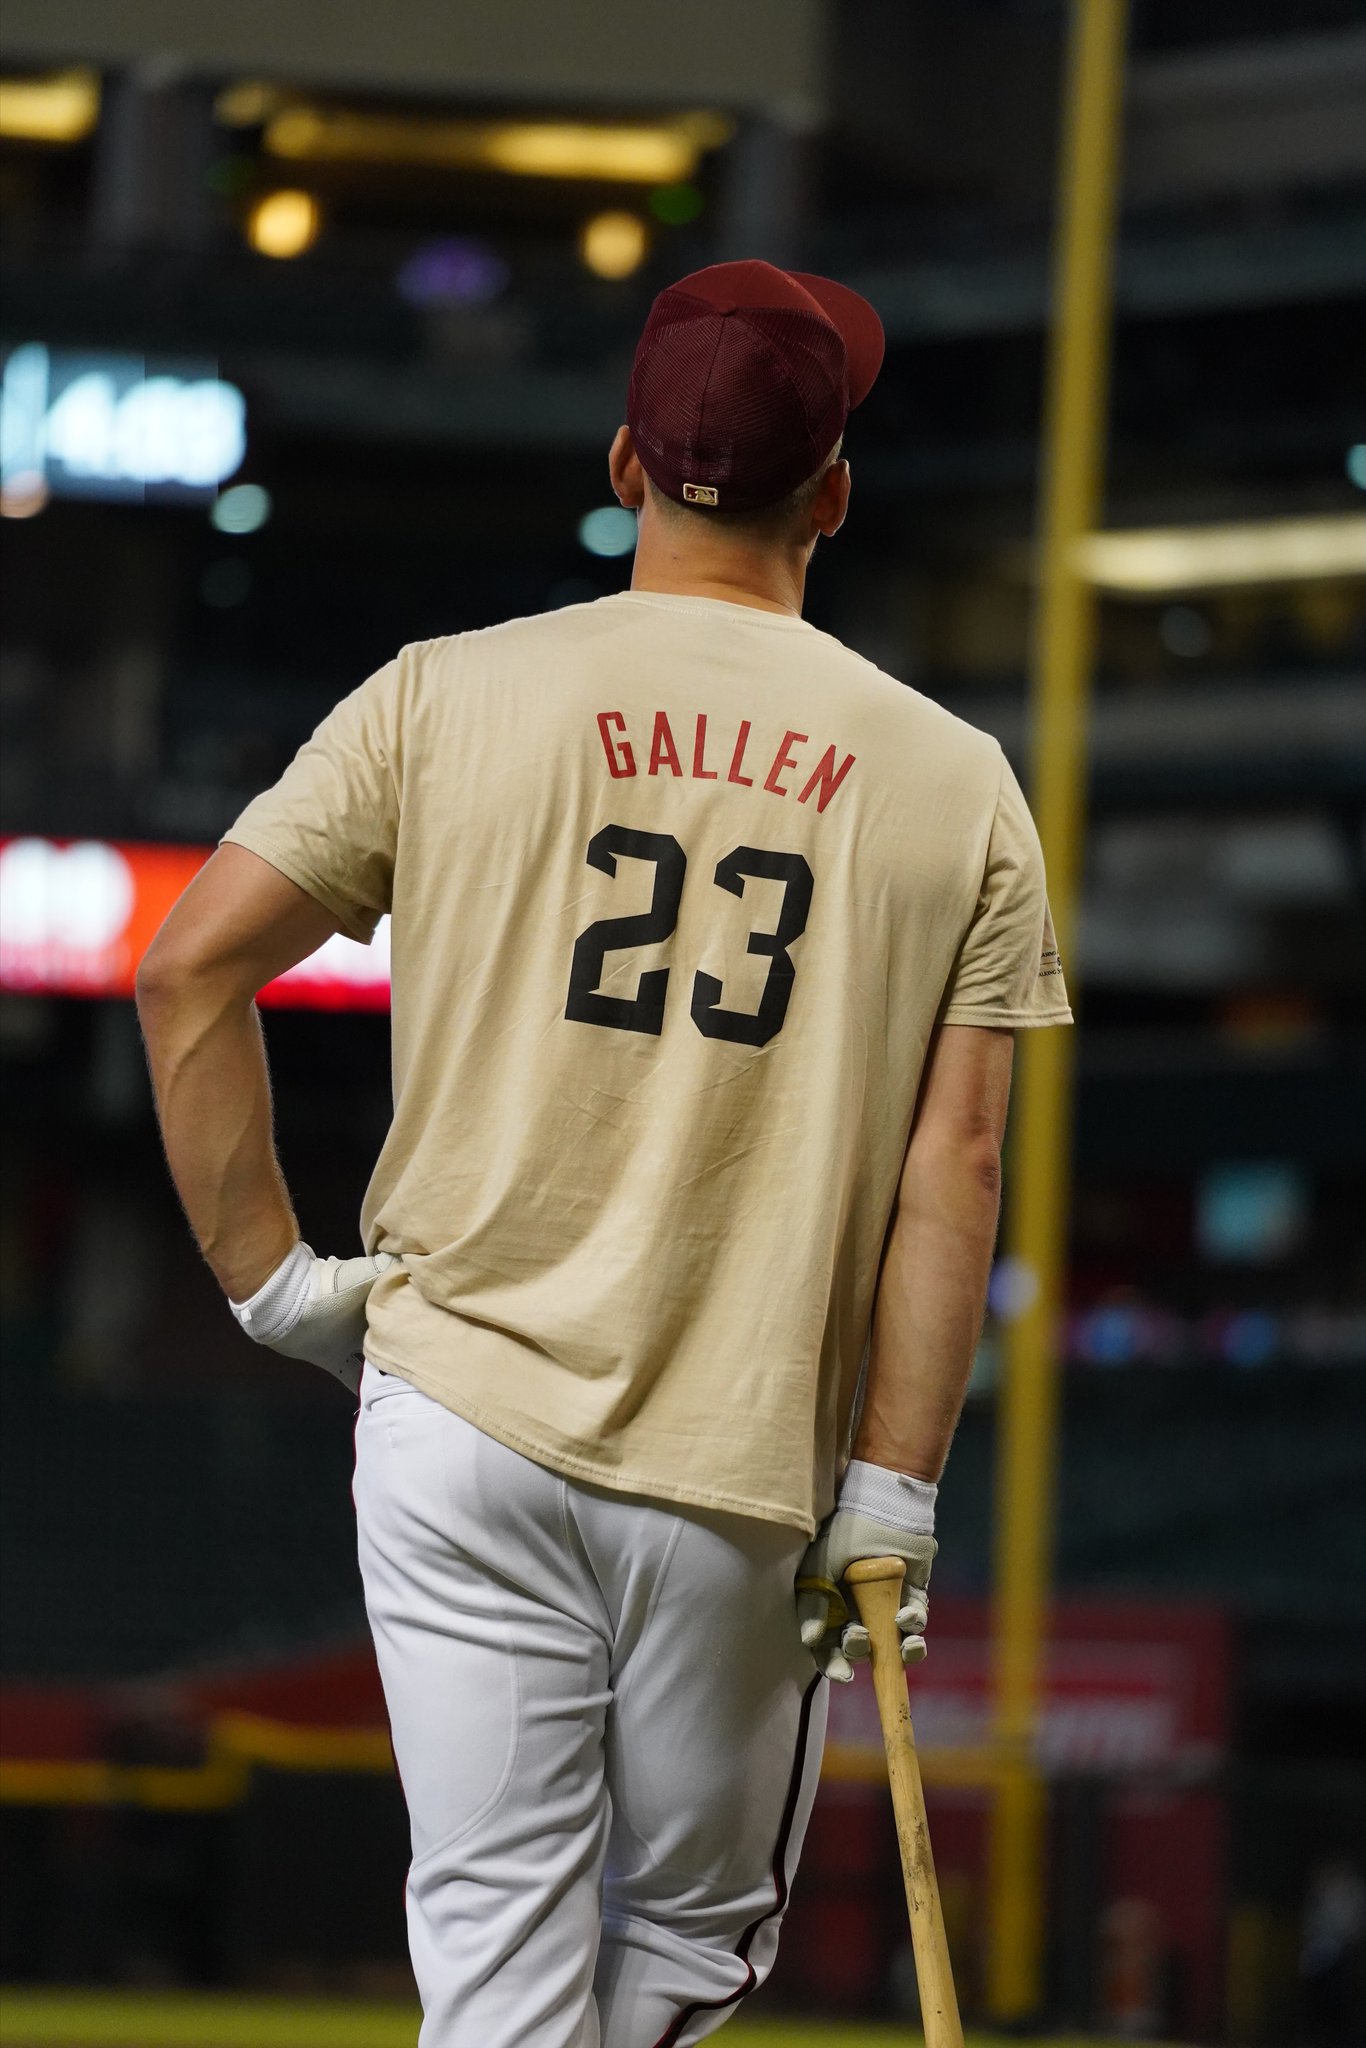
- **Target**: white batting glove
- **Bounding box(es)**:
[229,1240,395,1395]
[796,1461,937,1683]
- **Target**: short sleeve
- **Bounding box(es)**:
[221,656,403,943]
[941,752,1073,1029]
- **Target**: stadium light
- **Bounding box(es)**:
[246,190,322,260]
[0,69,99,144]
[211,483,272,534]
[0,474,48,520]
[579,212,650,280]
[1075,514,1366,594]
[263,108,732,184]
[213,80,286,128]
[578,506,638,557]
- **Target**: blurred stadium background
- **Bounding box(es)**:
[1,2,1364,2044]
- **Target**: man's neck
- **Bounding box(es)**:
[628,525,809,618]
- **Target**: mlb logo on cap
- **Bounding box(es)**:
[682,483,720,506]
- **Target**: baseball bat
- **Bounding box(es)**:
[846,1555,964,2048]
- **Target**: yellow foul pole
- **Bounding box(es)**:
[986,0,1128,2022]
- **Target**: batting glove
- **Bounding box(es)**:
[796,1460,937,1683]
[229,1240,395,1395]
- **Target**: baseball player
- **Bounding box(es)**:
[137,260,1071,2046]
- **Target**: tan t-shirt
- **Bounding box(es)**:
[226,591,1070,1533]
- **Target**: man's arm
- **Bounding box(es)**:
[797,1023,1013,1678]
[135,844,339,1299]
[855,1021,1015,1479]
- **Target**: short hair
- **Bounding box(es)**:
[646,440,844,544]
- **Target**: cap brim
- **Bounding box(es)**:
[787,272,885,407]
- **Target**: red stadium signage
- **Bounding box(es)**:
[0,837,391,1012]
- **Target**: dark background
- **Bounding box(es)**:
[1,3,1364,2041]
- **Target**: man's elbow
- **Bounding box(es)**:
[135,933,235,1019]
[963,1132,1003,1202]
[134,938,179,1017]
[943,1135,1002,1210]
[903,1130,1003,1212]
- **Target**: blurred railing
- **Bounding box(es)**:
[3,1733,1353,2042]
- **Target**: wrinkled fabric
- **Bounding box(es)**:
[227,592,1070,1531]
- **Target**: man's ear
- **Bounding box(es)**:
[812,458,851,540]
[609,425,646,510]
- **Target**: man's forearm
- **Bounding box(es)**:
[137,971,297,1301]
[853,1138,1001,1481]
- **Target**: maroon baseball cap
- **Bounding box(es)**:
[626,259,885,514]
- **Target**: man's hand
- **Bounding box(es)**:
[230,1241,395,1395]
[796,1463,936,1683]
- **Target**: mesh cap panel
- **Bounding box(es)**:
[627,264,879,514]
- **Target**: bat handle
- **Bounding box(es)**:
[844,1553,906,1589]
[847,1556,965,2048]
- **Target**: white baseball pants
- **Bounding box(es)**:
[353,1362,827,2048]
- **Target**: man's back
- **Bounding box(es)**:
[227,589,1066,1530]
